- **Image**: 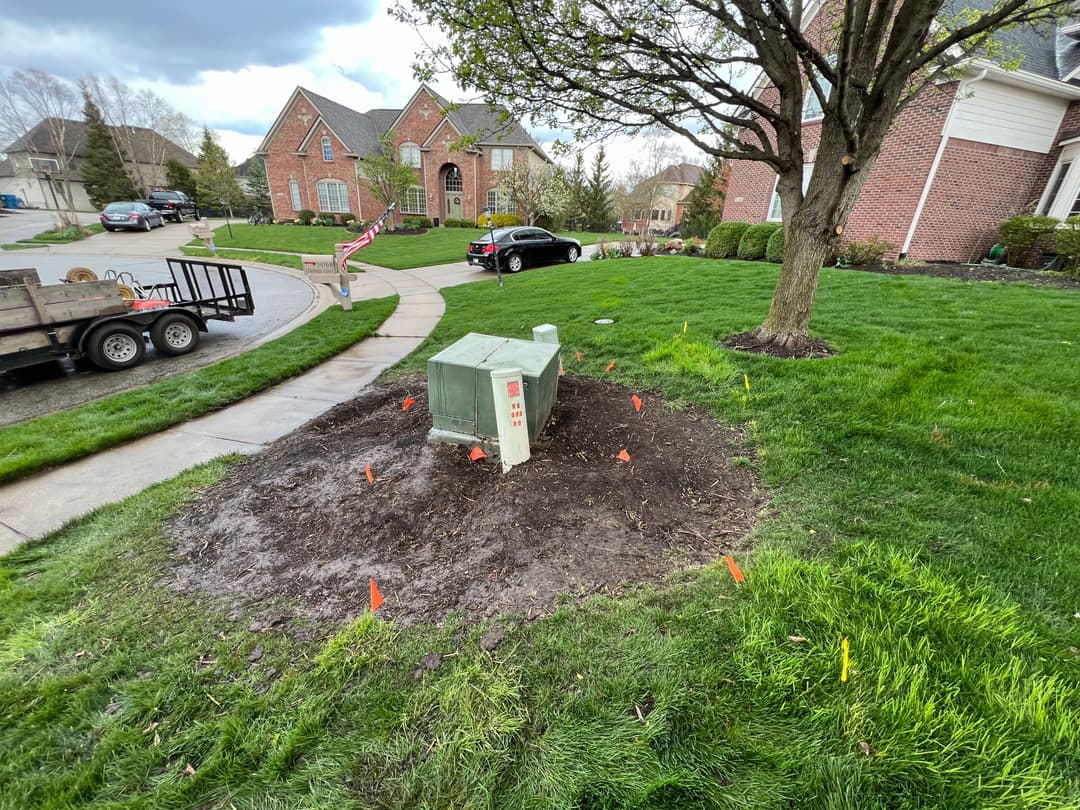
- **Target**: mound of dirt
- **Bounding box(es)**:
[167,375,765,627]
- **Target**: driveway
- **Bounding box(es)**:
[1,218,322,427]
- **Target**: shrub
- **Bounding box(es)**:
[704,221,751,258]
[1054,215,1080,273]
[340,213,356,225]
[682,237,703,256]
[403,216,433,229]
[476,213,521,228]
[346,220,371,233]
[297,209,316,225]
[999,214,1058,268]
[316,212,336,227]
[840,238,893,267]
[737,222,783,260]
[765,227,785,262]
[638,238,658,257]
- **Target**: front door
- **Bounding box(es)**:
[444,166,463,221]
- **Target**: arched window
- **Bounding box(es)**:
[321,136,333,161]
[400,143,421,168]
[444,167,463,192]
[316,179,350,213]
[486,189,513,214]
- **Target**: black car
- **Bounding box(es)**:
[100,202,165,232]
[467,226,582,273]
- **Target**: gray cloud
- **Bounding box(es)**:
[0,1,380,83]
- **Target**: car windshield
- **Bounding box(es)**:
[104,203,135,212]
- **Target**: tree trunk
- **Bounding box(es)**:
[753,214,832,351]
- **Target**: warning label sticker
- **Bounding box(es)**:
[507,380,521,398]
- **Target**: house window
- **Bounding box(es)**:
[445,167,463,193]
[768,162,814,222]
[400,143,421,168]
[487,189,514,214]
[316,179,350,213]
[1037,144,1080,220]
[289,179,302,210]
[321,136,333,161]
[401,186,427,215]
[491,148,514,171]
[802,57,836,122]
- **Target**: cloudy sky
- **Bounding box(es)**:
[0,0,703,176]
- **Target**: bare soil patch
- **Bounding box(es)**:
[845,262,1080,289]
[167,375,765,627]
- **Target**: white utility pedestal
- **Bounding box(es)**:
[490,367,531,472]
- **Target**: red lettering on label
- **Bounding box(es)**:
[507,380,521,398]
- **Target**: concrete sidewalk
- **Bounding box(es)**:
[0,261,486,552]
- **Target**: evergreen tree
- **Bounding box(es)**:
[165,158,197,197]
[582,148,612,232]
[565,153,586,231]
[245,156,271,213]
[80,91,137,209]
[680,156,725,238]
[196,127,244,213]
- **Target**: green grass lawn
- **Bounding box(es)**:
[0,297,397,484]
[178,245,305,271]
[196,223,621,270]
[1,258,1078,808]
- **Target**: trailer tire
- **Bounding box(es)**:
[87,323,145,371]
[149,312,200,356]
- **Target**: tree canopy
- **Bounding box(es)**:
[400,0,1069,348]
[80,92,137,210]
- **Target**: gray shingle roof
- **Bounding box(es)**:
[656,162,704,186]
[3,119,196,165]
[941,0,1060,81]
[295,86,545,158]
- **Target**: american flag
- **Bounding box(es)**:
[336,203,395,272]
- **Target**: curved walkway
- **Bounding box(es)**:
[0,259,485,553]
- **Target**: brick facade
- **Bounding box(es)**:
[261,87,541,226]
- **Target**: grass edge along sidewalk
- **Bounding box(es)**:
[0,295,398,485]
[1,258,1078,807]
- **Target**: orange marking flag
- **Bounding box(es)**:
[365,464,374,485]
[469,446,487,462]
[632,394,643,413]
[724,555,746,584]
[370,578,384,612]
[617,448,631,463]
[402,396,416,411]
[605,361,616,373]
[575,351,582,362]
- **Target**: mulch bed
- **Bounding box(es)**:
[842,261,1080,289]
[167,375,765,627]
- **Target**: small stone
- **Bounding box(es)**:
[104,701,122,715]
[419,652,442,671]
[247,645,265,664]
[480,627,505,652]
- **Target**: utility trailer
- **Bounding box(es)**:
[0,258,255,375]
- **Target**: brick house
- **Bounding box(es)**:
[257,85,550,226]
[721,0,1080,262]
[619,162,704,234]
[0,118,196,211]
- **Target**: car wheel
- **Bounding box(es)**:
[142,217,152,232]
[566,246,580,263]
[193,209,202,221]
[175,211,184,223]
[149,312,200,356]
[103,226,115,232]
[506,253,524,273]
[86,322,145,371]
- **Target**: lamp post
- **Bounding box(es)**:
[482,206,503,288]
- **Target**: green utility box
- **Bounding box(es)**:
[428,332,560,442]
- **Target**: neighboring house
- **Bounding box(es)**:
[722,0,1080,262]
[0,118,196,211]
[257,85,550,225]
[620,162,704,234]
[233,156,257,196]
